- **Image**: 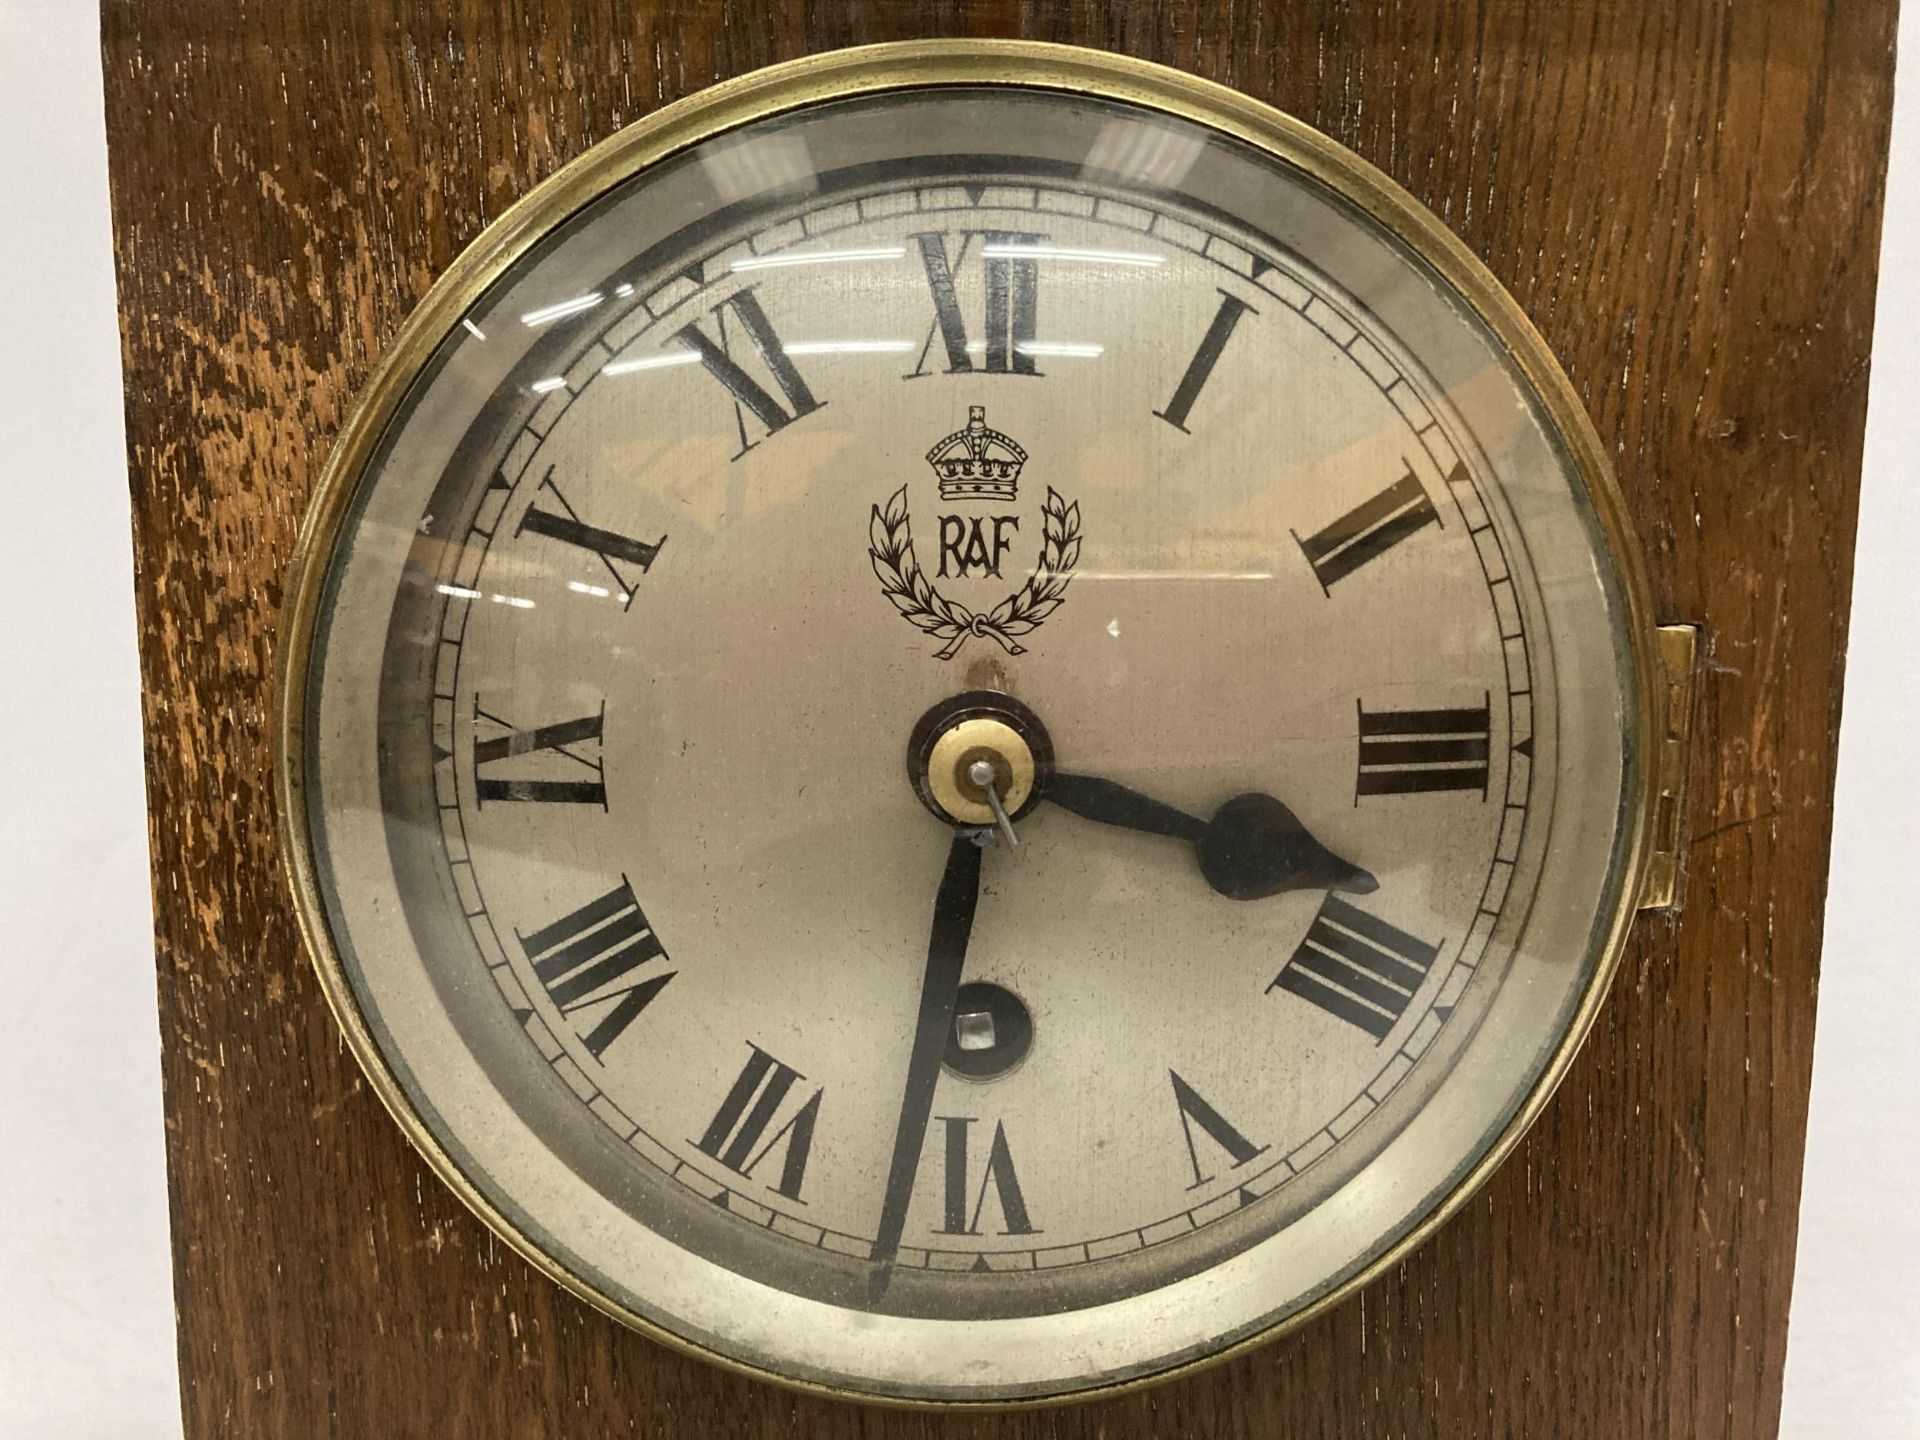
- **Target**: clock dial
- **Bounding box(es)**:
[284,50,1655,1403]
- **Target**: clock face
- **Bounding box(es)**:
[285,50,1653,1403]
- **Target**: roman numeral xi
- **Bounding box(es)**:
[674,287,822,457]
[1270,896,1442,1041]
[517,878,675,1060]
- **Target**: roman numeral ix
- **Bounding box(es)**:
[907,230,1044,378]
[673,287,823,457]
[518,878,674,1059]
[1295,466,1440,591]
[1270,896,1442,1041]
[1356,696,1492,800]
[695,1044,823,1203]
[471,699,605,807]
[515,467,665,607]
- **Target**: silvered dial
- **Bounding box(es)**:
[287,51,1650,1404]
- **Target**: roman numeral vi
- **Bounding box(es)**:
[936,1116,1038,1236]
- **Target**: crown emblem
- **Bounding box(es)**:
[927,406,1026,504]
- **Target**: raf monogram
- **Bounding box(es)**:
[868,406,1081,659]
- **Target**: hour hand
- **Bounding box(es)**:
[1047,772,1377,901]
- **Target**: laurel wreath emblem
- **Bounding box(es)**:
[868,484,1082,659]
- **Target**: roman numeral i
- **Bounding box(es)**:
[1270,896,1442,1041]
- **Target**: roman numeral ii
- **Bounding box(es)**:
[1295,467,1440,591]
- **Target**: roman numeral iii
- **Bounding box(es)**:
[1356,696,1492,799]
[673,287,823,456]
[907,231,1044,377]
[695,1044,823,1203]
[1295,467,1440,591]
[516,467,664,607]
[471,699,606,806]
[1270,896,1442,1041]
[935,1116,1038,1236]
[517,878,674,1059]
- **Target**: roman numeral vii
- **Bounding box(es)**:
[695,1044,823,1203]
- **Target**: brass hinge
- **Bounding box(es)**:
[1639,624,1700,912]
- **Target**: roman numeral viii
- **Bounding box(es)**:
[673,287,822,457]
[1270,896,1442,1041]
[516,467,664,608]
[1357,696,1492,799]
[517,879,674,1059]
[695,1044,823,1203]
[471,699,605,807]
[907,231,1043,377]
[936,1116,1038,1236]
[1295,466,1440,591]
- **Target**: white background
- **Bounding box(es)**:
[0,5,1910,1436]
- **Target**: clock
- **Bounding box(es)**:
[276,41,1685,1404]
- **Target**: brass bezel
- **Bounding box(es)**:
[273,39,1663,1409]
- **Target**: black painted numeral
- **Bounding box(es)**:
[518,879,674,1058]
[1270,896,1441,1041]
[935,1116,1038,1236]
[1356,696,1492,799]
[695,1044,823,1202]
[674,287,823,456]
[907,231,1043,377]
[1169,1070,1267,1189]
[1155,290,1257,432]
[1295,467,1440,591]
[471,700,605,807]
[516,467,664,607]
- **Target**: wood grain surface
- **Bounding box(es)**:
[101,2,1897,1436]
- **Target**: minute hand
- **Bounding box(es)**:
[1047,772,1378,901]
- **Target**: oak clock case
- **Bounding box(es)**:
[277,45,1659,1405]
